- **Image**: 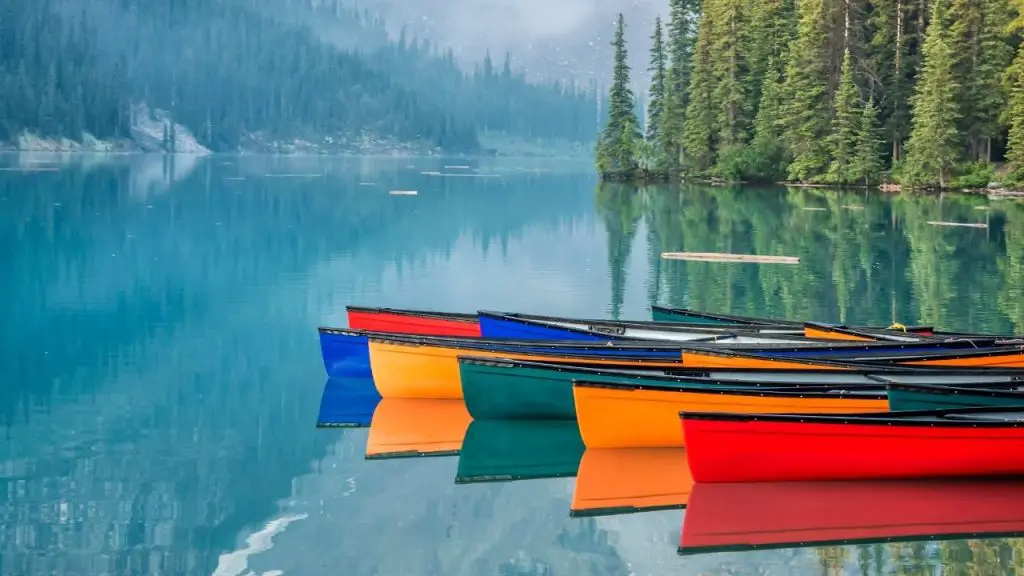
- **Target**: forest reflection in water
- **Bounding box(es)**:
[595,182,1024,336]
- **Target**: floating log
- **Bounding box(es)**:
[926,220,987,229]
[801,207,827,211]
[389,190,418,196]
[662,252,800,264]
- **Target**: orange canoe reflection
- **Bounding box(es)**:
[570,448,692,517]
[679,479,1024,555]
[364,398,471,459]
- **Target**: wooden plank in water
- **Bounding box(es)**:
[661,252,800,264]
[389,190,418,196]
[926,220,987,229]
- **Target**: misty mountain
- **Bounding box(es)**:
[0,0,597,152]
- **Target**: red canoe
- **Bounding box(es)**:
[680,406,1024,483]
[679,479,1024,554]
[346,306,481,337]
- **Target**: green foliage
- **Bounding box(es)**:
[779,0,831,181]
[902,0,963,187]
[681,10,717,174]
[1007,48,1024,167]
[851,97,886,184]
[823,50,861,185]
[950,161,996,188]
[659,0,701,171]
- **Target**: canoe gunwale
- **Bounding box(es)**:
[345,305,479,323]
[569,503,687,518]
[804,321,932,342]
[574,379,887,399]
[679,405,1024,427]
[856,345,1024,363]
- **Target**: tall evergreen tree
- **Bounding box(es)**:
[852,96,885,183]
[779,0,831,181]
[747,59,789,180]
[660,0,702,170]
[646,17,668,144]
[1005,2,1024,168]
[903,0,961,187]
[709,0,749,152]
[825,49,861,184]
[596,14,641,176]
[681,6,718,173]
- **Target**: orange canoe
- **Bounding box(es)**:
[570,448,692,517]
[364,398,471,459]
[367,337,685,399]
[572,380,889,449]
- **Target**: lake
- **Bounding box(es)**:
[2,153,1024,575]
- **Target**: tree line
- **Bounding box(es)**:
[0,0,597,152]
[597,0,1024,189]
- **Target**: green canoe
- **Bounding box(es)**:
[458,357,897,421]
[886,382,1024,411]
[650,306,794,326]
[454,419,585,484]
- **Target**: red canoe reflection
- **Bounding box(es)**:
[679,479,1024,555]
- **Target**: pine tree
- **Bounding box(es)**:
[825,49,861,184]
[950,0,1014,162]
[1006,1,1024,168]
[681,6,717,173]
[709,0,748,151]
[747,59,788,180]
[852,96,885,184]
[779,0,831,181]
[596,14,641,176]
[646,17,668,144]
[903,0,961,187]
[659,0,701,170]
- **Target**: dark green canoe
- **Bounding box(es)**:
[650,306,794,326]
[457,356,903,421]
[887,382,1024,411]
[454,419,585,484]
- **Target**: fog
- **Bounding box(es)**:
[346,0,667,84]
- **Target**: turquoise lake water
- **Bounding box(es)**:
[3,153,1024,575]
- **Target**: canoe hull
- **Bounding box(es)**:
[574,383,888,449]
[887,383,1024,411]
[316,377,381,428]
[681,411,1024,482]
[369,339,684,399]
[320,329,373,378]
[346,306,480,337]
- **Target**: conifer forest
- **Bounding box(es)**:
[596,0,1024,189]
[0,0,599,153]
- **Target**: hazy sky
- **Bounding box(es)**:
[350,0,666,84]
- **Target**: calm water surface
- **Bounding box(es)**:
[2,153,1024,575]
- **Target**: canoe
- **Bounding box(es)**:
[458,356,937,421]
[366,333,688,399]
[886,381,1024,411]
[677,344,1024,370]
[570,448,692,517]
[680,406,1024,482]
[364,398,471,459]
[574,380,888,449]
[678,479,1024,555]
[477,311,807,342]
[346,305,480,336]
[454,420,585,484]
[802,321,924,342]
[652,306,937,336]
[858,345,1024,368]
[321,327,689,381]
[316,376,381,428]
[651,305,797,326]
